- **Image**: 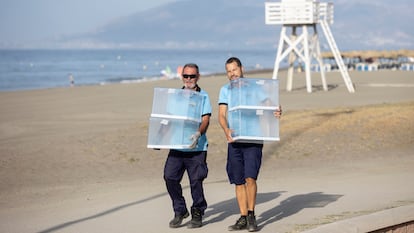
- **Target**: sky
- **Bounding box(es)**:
[0,0,176,45]
[0,0,411,49]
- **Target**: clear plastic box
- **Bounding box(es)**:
[147,117,200,149]
[229,78,279,111]
[151,88,203,122]
[229,109,280,142]
[147,88,203,149]
[228,78,279,142]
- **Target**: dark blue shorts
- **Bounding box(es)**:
[226,143,263,185]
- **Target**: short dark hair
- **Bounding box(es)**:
[182,63,199,74]
[225,57,242,67]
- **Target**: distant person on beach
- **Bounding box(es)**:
[163,63,212,228]
[68,73,74,87]
[218,57,282,232]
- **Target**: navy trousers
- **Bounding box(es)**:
[164,150,208,215]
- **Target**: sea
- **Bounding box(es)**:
[0,49,280,92]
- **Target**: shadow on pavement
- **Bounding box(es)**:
[258,192,343,230]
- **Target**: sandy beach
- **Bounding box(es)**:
[0,69,413,233]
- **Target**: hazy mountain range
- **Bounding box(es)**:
[18,0,414,50]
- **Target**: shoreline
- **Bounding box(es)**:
[0,67,277,93]
[2,66,412,93]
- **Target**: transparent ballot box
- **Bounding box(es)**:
[150,88,203,122]
[228,78,279,142]
[229,108,280,142]
[147,117,200,149]
[229,78,279,110]
[147,88,203,149]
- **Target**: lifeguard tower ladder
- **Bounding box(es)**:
[265,0,355,93]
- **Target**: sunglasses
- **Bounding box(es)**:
[182,74,198,79]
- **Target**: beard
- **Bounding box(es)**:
[184,82,196,89]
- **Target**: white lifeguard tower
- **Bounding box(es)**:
[265,0,355,93]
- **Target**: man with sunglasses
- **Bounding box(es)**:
[218,57,282,232]
[164,63,212,229]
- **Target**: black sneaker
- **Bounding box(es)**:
[187,208,203,228]
[247,214,258,232]
[169,211,189,228]
[228,216,247,231]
